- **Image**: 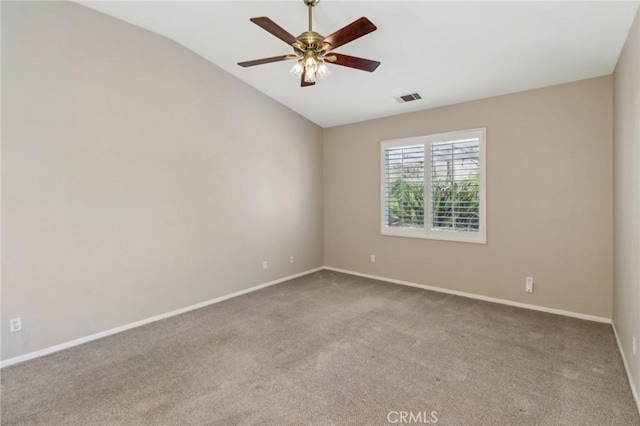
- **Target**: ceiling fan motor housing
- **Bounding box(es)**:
[297,32,325,51]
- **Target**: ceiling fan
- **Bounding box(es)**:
[238,0,380,87]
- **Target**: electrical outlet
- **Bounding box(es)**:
[290,256,294,263]
[9,317,21,333]
[525,277,534,293]
[262,261,268,270]
[370,255,376,263]
[633,336,636,356]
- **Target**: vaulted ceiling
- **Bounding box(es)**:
[80,1,639,128]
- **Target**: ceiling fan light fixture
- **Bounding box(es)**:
[304,68,317,83]
[290,60,304,78]
[317,61,331,79]
[303,51,318,82]
[304,52,318,69]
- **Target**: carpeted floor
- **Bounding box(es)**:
[1,270,639,425]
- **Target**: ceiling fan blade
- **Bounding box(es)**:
[250,17,300,47]
[323,17,377,51]
[301,70,315,87]
[326,53,380,72]
[238,55,297,67]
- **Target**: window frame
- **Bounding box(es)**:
[380,128,486,244]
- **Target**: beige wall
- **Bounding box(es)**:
[1,1,324,361]
[324,76,613,318]
[613,8,640,407]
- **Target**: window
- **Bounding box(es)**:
[381,128,486,244]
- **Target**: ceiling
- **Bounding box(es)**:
[79,1,639,128]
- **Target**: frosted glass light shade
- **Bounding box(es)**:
[317,61,331,79]
[290,61,304,78]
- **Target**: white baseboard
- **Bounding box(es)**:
[612,322,640,415]
[0,267,324,369]
[0,265,614,369]
[323,266,612,324]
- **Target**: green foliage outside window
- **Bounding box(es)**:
[388,179,425,227]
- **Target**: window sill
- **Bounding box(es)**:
[381,227,486,244]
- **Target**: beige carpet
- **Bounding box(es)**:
[1,270,639,425]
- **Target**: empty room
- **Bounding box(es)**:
[2,0,640,424]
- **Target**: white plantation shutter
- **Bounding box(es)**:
[430,138,480,232]
[382,143,425,229]
[381,129,486,244]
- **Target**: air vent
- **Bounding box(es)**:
[399,93,422,103]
